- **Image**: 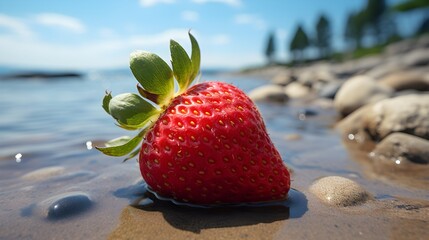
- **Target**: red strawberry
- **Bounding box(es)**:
[140,82,290,204]
[97,32,290,205]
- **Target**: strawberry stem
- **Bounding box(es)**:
[97,31,201,160]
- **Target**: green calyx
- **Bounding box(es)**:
[96,31,201,161]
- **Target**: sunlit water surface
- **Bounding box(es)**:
[0,72,428,239]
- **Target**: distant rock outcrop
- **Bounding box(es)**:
[0,71,83,80]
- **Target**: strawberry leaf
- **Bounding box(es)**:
[123,147,141,162]
[189,32,201,82]
[108,93,160,129]
[170,39,192,92]
[95,130,146,157]
[102,91,112,114]
[104,136,132,147]
[130,51,174,106]
[137,84,161,104]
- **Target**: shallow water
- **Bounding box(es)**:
[0,72,428,239]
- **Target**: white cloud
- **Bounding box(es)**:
[209,34,230,45]
[35,13,86,34]
[0,14,33,37]
[0,24,253,70]
[139,0,176,7]
[181,11,199,22]
[191,0,242,7]
[235,14,266,30]
[129,28,191,46]
[0,35,124,69]
[0,28,195,69]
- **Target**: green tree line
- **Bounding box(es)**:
[264,0,429,64]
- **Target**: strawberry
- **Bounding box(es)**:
[97,32,290,204]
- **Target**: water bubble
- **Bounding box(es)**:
[15,153,22,163]
[86,141,93,150]
[297,109,317,120]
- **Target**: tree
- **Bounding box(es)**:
[365,0,387,44]
[289,24,309,62]
[393,0,429,12]
[264,32,276,65]
[344,11,366,50]
[393,0,429,36]
[315,14,332,58]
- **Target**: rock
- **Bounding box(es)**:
[284,82,311,98]
[318,81,343,99]
[309,176,372,207]
[385,38,416,56]
[248,85,288,103]
[379,71,429,91]
[402,48,429,68]
[385,35,429,56]
[44,192,93,220]
[416,34,429,49]
[337,94,429,144]
[365,59,404,80]
[334,75,393,116]
[312,98,335,109]
[271,71,296,86]
[315,69,338,83]
[333,56,382,78]
[296,68,338,89]
[371,133,429,165]
[21,166,65,181]
[336,104,374,146]
[364,94,429,141]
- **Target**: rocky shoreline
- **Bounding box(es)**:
[243,34,429,171]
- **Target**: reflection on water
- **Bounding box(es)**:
[342,137,429,190]
[15,153,22,163]
[86,141,93,150]
[114,181,308,219]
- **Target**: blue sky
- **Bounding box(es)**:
[0,0,408,70]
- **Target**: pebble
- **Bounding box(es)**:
[284,82,311,98]
[379,70,429,91]
[21,166,65,181]
[309,176,372,207]
[39,192,93,220]
[271,71,296,86]
[318,81,343,99]
[248,85,289,103]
